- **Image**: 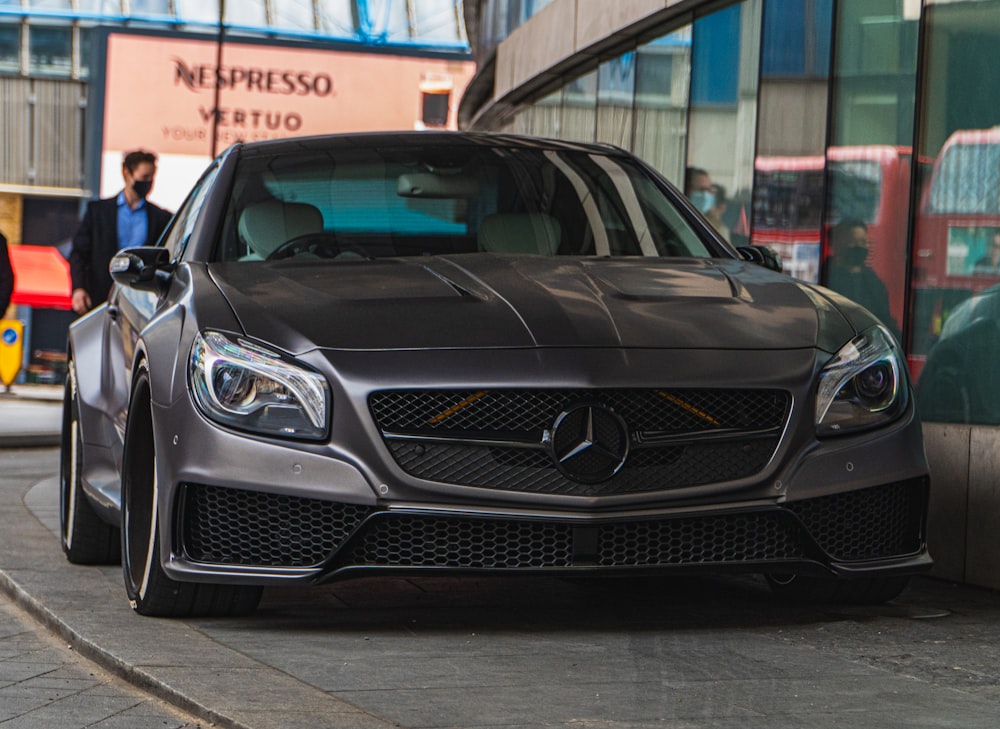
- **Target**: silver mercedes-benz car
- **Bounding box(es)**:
[60,132,930,617]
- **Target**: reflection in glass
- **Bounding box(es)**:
[826,0,918,348]
[596,53,635,149]
[560,69,597,143]
[29,25,73,77]
[365,0,410,42]
[633,27,691,186]
[752,0,832,281]
[317,0,358,37]
[0,23,19,75]
[175,0,221,25]
[413,0,464,42]
[687,1,760,246]
[26,0,72,8]
[272,0,315,31]
[913,0,1000,424]
[128,0,172,16]
[528,89,563,138]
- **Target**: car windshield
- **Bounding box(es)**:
[215,142,717,262]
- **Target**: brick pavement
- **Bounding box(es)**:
[0,593,205,729]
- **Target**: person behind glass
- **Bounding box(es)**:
[684,166,715,216]
[0,231,14,319]
[69,149,173,315]
[973,231,1000,274]
[706,183,731,242]
[826,219,899,339]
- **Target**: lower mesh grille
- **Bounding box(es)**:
[350,517,575,568]
[178,480,926,571]
[597,513,803,566]
[181,484,371,567]
[347,511,804,569]
[786,478,927,561]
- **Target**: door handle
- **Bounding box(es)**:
[107,305,119,321]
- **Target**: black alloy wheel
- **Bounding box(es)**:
[121,361,261,618]
[59,362,120,564]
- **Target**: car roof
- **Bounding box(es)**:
[229,130,631,160]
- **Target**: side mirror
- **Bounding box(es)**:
[737,245,783,273]
[109,246,174,292]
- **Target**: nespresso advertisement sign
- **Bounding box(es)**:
[103,33,474,157]
[172,59,336,97]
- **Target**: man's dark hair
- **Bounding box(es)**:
[685,166,709,194]
[831,218,867,250]
[122,149,157,173]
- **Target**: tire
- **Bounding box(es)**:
[59,364,121,564]
[766,572,911,605]
[121,363,262,618]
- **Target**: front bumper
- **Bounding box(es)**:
[152,347,931,587]
[163,475,930,585]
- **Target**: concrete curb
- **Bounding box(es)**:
[0,568,253,729]
[0,389,63,447]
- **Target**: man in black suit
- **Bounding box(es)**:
[69,149,173,314]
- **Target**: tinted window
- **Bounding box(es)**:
[216,144,716,262]
[160,163,220,260]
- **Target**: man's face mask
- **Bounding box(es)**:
[842,245,869,267]
[689,190,715,214]
[133,179,153,199]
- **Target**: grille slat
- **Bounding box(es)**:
[371,388,790,495]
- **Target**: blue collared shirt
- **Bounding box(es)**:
[116,191,149,250]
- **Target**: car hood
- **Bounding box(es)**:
[208,255,840,353]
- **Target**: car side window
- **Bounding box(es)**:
[160,163,221,261]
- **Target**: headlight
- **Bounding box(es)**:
[815,325,908,436]
[190,331,329,440]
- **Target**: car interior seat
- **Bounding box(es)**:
[477,212,562,255]
[237,200,324,260]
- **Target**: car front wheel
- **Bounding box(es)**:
[59,363,120,564]
[121,362,261,618]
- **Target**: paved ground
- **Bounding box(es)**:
[0,442,204,729]
[2,397,1000,729]
[0,595,203,728]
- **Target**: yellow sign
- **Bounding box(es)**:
[0,319,24,387]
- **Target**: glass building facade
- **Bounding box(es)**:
[466,0,1000,432]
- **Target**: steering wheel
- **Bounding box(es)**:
[266,233,341,260]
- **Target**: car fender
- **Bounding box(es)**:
[66,304,130,520]
[67,305,115,448]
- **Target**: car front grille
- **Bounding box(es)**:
[785,478,927,562]
[181,484,371,567]
[349,511,805,568]
[178,480,925,571]
[370,388,791,495]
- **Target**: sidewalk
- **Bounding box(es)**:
[0,383,63,447]
[0,591,203,728]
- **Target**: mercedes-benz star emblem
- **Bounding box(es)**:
[548,403,629,484]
